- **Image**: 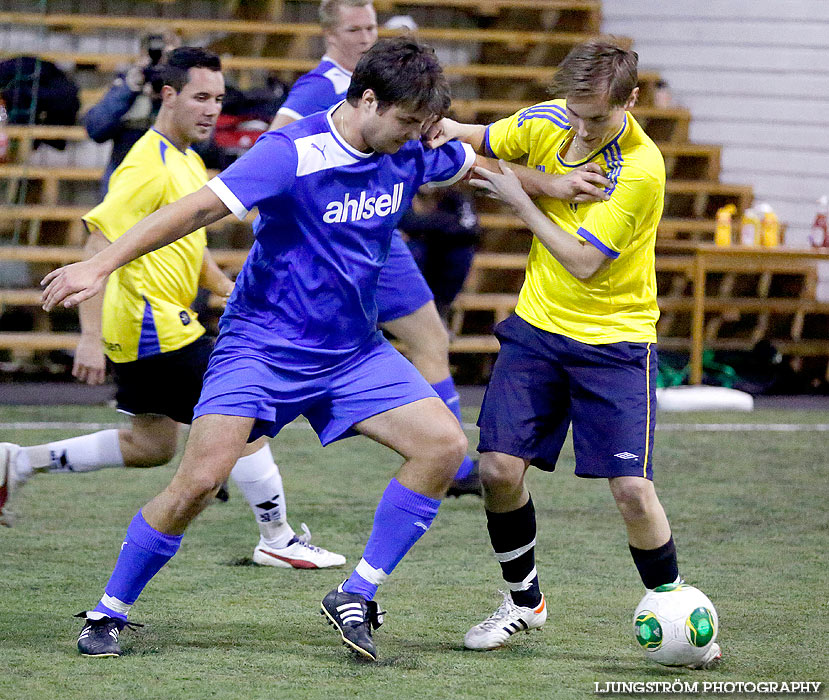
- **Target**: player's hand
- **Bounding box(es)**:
[469,160,533,213]
[73,335,106,386]
[547,163,611,203]
[41,260,109,312]
[423,118,459,149]
[123,58,150,93]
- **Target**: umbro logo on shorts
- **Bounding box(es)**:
[323,182,404,223]
[614,452,638,460]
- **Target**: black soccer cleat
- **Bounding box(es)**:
[446,461,482,498]
[320,585,385,661]
[75,611,143,657]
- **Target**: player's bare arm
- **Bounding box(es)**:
[41,186,230,312]
[72,226,109,386]
[474,154,610,203]
[199,248,235,301]
[269,112,297,131]
[470,161,607,280]
[431,120,610,203]
[425,117,486,153]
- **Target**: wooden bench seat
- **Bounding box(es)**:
[3,1,603,33]
[0,331,80,352]
[0,12,610,49]
[0,50,660,101]
[3,247,828,378]
[0,203,740,252]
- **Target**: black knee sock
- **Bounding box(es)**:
[486,496,542,608]
[629,536,679,589]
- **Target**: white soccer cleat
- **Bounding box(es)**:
[687,642,722,670]
[0,443,24,527]
[464,590,547,650]
[253,524,346,569]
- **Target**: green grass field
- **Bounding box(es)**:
[1,404,827,699]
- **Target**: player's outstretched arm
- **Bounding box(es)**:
[41,186,230,311]
[474,155,611,203]
[425,118,487,153]
[470,162,607,280]
[72,227,108,385]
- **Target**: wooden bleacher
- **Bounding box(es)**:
[2,4,827,385]
[0,12,608,49]
[3,246,828,383]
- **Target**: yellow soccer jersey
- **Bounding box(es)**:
[83,129,208,362]
[485,99,664,344]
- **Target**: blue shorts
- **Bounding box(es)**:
[193,334,437,444]
[376,229,434,323]
[477,315,657,479]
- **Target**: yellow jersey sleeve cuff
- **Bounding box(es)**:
[576,226,620,259]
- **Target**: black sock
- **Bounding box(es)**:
[486,496,542,608]
[629,536,679,589]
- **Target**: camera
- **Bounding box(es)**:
[142,34,166,93]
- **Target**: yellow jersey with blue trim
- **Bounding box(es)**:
[83,128,208,363]
[484,99,664,344]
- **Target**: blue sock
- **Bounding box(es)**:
[431,376,476,479]
[343,478,440,600]
[92,510,183,620]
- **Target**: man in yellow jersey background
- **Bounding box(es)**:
[0,48,344,573]
[427,40,721,667]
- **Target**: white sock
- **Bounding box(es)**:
[230,443,295,548]
[14,449,33,481]
[23,430,124,473]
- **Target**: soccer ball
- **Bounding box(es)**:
[633,583,718,667]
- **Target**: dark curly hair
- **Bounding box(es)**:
[346,37,450,118]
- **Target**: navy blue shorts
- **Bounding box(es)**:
[477,315,657,479]
[193,334,437,445]
[376,229,434,323]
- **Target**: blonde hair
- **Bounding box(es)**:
[319,0,373,31]
[548,39,638,107]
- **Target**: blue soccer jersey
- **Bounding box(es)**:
[276,56,351,122]
[206,104,475,372]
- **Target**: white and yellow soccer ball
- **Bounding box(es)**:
[633,583,718,667]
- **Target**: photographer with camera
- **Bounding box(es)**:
[85,30,181,196]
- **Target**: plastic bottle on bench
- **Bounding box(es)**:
[714,204,735,246]
[740,208,760,246]
[758,203,779,247]
[809,196,828,248]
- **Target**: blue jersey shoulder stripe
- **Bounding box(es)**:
[519,104,568,120]
[600,140,624,196]
[517,107,569,129]
[516,113,569,130]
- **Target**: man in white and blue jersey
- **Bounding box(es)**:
[43,38,476,662]
[271,0,481,496]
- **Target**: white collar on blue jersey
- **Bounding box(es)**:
[320,54,353,77]
[326,101,374,159]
